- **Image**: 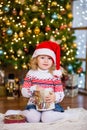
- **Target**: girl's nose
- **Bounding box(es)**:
[44,58,48,62]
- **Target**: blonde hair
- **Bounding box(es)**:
[29,56,56,74]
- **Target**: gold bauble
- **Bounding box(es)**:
[19,31,24,37]
[32,18,38,22]
[3,16,7,21]
[68,13,73,18]
[19,10,23,16]
[15,0,25,4]
[26,28,32,34]
[64,44,67,48]
[0,10,3,15]
[22,63,27,69]
[62,36,66,41]
[14,64,18,69]
[66,3,71,10]
[23,43,27,47]
[68,22,72,27]
[34,27,40,35]
[19,0,25,4]
[51,1,57,6]
[17,49,23,55]
[31,5,38,12]
[73,43,77,48]
[6,20,11,26]
[21,19,27,26]
[13,32,18,38]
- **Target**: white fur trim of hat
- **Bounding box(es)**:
[32,48,56,64]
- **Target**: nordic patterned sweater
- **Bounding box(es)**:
[21,68,64,105]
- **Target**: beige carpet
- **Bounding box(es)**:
[0,108,87,130]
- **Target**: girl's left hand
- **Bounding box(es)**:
[45,92,55,103]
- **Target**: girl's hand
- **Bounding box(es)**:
[36,85,44,91]
[45,92,55,103]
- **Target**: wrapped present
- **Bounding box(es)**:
[65,86,78,97]
[65,74,78,87]
[4,114,26,124]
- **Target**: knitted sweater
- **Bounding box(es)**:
[21,68,64,105]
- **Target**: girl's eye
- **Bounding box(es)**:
[48,57,52,60]
[48,57,51,59]
[41,56,45,59]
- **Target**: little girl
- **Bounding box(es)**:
[21,41,65,123]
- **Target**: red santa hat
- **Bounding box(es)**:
[32,41,60,70]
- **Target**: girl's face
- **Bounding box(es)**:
[37,55,53,70]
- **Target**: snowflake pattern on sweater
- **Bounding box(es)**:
[21,69,64,105]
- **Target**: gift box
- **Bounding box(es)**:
[65,74,78,87]
[4,115,26,124]
[65,86,78,97]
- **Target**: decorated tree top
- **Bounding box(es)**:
[0,0,83,74]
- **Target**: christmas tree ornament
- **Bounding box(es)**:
[68,13,73,18]
[0,10,3,15]
[19,10,23,16]
[6,28,13,36]
[51,13,58,20]
[13,32,18,39]
[3,6,10,12]
[67,65,73,71]
[51,1,57,6]
[60,24,67,30]
[3,16,8,21]
[34,27,40,35]
[6,20,11,26]
[68,22,72,27]
[26,28,32,34]
[66,3,71,10]
[32,18,38,23]
[62,36,66,41]
[60,9,66,15]
[41,12,45,19]
[45,25,51,32]
[9,47,14,53]
[14,64,18,69]
[22,63,27,69]
[77,67,83,74]
[19,31,24,37]
[2,30,6,36]
[35,1,41,5]
[15,0,19,3]
[18,0,25,4]
[31,5,38,12]
[24,47,29,53]
[12,8,17,15]
[61,46,65,51]
[21,19,27,26]
[17,49,23,55]
[0,50,3,55]
[73,43,77,48]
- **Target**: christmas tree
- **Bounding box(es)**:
[0,0,83,74]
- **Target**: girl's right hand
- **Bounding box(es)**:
[36,85,44,91]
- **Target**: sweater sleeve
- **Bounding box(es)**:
[21,76,36,98]
[55,91,65,103]
[54,77,65,103]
